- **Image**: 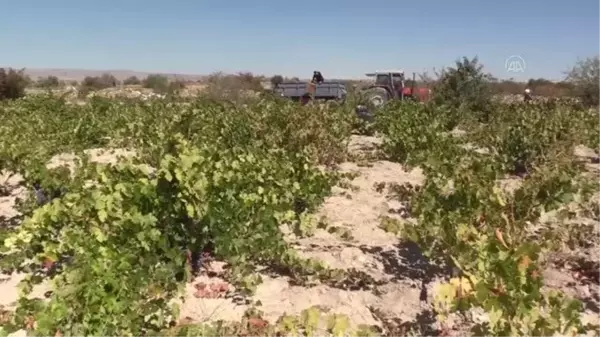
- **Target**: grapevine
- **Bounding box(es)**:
[376,99,599,336]
[0,90,597,336]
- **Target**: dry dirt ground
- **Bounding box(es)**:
[0,136,598,336]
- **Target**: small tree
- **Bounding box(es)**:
[123,76,141,85]
[37,75,60,88]
[142,74,169,93]
[204,72,264,102]
[78,73,118,97]
[81,73,118,90]
[270,75,284,88]
[0,68,28,100]
[566,55,599,107]
[431,56,495,123]
[236,72,263,91]
[100,73,119,87]
[168,80,186,93]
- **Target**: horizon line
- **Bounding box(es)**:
[6,66,570,83]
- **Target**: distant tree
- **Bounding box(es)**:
[270,75,284,88]
[203,72,266,101]
[432,56,495,122]
[123,76,141,85]
[168,80,186,93]
[554,80,574,93]
[566,55,599,107]
[24,74,33,86]
[490,79,524,95]
[78,73,118,97]
[37,75,60,88]
[142,74,169,93]
[0,68,28,100]
[236,72,263,90]
[81,73,118,90]
[527,78,553,88]
[100,73,119,87]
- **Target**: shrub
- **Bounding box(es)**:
[81,73,118,90]
[206,72,263,91]
[270,75,284,88]
[431,56,495,123]
[36,76,61,88]
[142,74,169,93]
[167,80,186,94]
[0,67,28,100]
[77,73,118,98]
[203,72,265,102]
[566,55,599,107]
[123,76,141,85]
[235,72,264,91]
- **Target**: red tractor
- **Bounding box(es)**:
[356,70,431,121]
[363,70,430,105]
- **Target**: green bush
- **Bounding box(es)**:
[123,76,141,85]
[566,55,599,107]
[0,68,28,100]
[270,75,284,88]
[81,73,118,90]
[76,73,118,98]
[203,72,265,102]
[167,80,186,94]
[36,76,60,89]
[431,56,495,124]
[142,74,169,93]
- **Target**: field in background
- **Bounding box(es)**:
[14,59,590,101]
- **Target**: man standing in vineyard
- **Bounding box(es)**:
[524,88,532,102]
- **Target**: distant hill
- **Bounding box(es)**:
[12,68,207,82]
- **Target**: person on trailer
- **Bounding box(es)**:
[311,71,324,84]
[524,88,532,102]
[307,71,324,98]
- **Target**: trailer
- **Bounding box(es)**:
[275,82,347,103]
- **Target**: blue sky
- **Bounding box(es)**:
[0,0,598,81]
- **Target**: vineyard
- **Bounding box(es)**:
[0,76,598,336]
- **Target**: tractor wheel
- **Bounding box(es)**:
[365,87,389,108]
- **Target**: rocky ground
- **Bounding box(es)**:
[0,135,598,336]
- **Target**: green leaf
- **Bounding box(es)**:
[98,209,108,222]
[92,226,107,242]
